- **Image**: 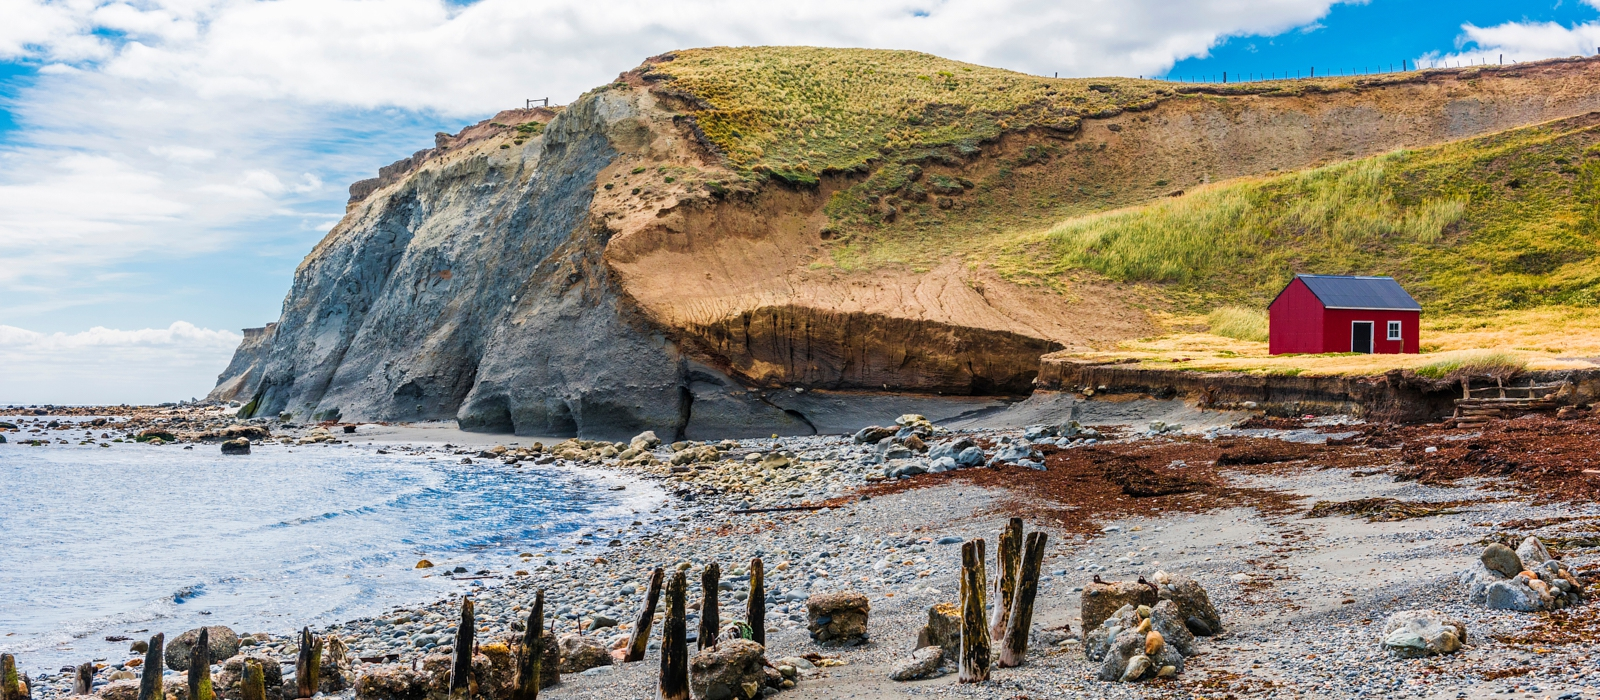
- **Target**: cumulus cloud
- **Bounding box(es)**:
[1421,4,1600,68]
[0,322,241,405]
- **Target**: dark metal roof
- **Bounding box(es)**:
[1294,274,1421,311]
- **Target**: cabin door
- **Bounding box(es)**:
[1351,321,1373,353]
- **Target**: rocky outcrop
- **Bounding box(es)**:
[207,324,274,404]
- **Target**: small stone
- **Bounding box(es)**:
[415,560,434,569]
[1119,654,1152,682]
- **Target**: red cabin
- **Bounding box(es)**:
[1268,275,1420,355]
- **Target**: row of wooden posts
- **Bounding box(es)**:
[0,520,1048,700]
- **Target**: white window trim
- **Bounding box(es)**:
[1387,320,1402,341]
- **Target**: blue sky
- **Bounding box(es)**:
[2,0,1598,404]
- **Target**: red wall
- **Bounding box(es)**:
[1268,278,1420,354]
[1268,278,1325,354]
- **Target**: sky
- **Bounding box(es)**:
[1,0,1598,405]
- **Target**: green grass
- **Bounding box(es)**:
[1414,350,1527,380]
[1207,307,1269,342]
[999,113,1600,313]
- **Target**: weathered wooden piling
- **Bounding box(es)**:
[626,567,665,663]
[240,660,266,700]
[746,557,765,647]
[659,570,689,700]
[511,590,544,700]
[999,530,1049,668]
[73,663,94,696]
[989,517,1023,640]
[294,628,321,699]
[188,628,215,700]
[1,654,21,700]
[958,540,991,683]
[137,634,165,700]
[698,563,721,651]
[449,597,475,700]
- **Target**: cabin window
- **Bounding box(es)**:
[1387,320,1402,341]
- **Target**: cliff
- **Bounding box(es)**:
[214,48,1600,438]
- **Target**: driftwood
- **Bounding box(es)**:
[989,517,1023,640]
[1,654,20,700]
[449,598,475,700]
[698,563,721,651]
[746,558,766,647]
[511,590,544,700]
[626,567,665,663]
[137,634,165,700]
[239,660,266,700]
[188,628,215,700]
[294,628,321,700]
[958,540,991,683]
[73,663,94,696]
[999,531,1049,667]
[659,571,689,700]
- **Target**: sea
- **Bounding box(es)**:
[0,416,663,676]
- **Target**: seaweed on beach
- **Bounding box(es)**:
[1100,457,1207,497]
[1305,497,1475,522]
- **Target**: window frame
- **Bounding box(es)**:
[1387,320,1402,341]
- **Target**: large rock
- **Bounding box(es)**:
[96,679,140,700]
[1460,560,1511,604]
[888,647,943,682]
[854,426,896,444]
[1153,571,1222,636]
[1516,537,1553,567]
[1480,543,1524,578]
[556,633,611,674]
[806,591,870,646]
[913,603,961,660]
[216,655,284,700]
[1095,629,1147,681]
[1485,579,1545,612]
[1380,610,1467,658]
[1081,579,1157,633]
[1084,605,1141,662]
[354,666,428,700]
[1147,600,1197,657]
[221,439,251,455]
[165,626,241,671]
[690,639,767,700]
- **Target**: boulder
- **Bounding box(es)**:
[1084,605,1140,662]
[630,430,661,450]
[98,679,141,700]
[1380,610,1467,658]
[888,647,943,681]
[222,425,271,440]
[220,439,251,455]
[354,666,428,700]
[1480,543,1524,578]
[806,591,870,646]
[913,602,961,660]
[556,633,611,674]
[1460,560,1511,605]
[1081,579,1158,633]
[1095,629,1146,681]
[955,446,985,467]
[475,643,516,700]
[165,626,241,671]
[216,655,284,700]
[854,426,896,444]
[690,639,767,700]
[1153,571,1222,636]
[1485,579,1544,612]
[1516,537,1553,567]
[1147,600,1197,657]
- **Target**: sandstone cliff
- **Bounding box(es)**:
[212,48,1600,438]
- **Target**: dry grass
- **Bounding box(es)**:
[1207,306,1269,342]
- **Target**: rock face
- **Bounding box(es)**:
[689,639,766,700]
[1380,610,1467,658]
[806,591,870,646]
[1080,579,1158,633]
[165,626,240,672]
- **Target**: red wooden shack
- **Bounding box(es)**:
[1268,274,1420,355]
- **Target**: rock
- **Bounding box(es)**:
[1153,571,1221,636]
[955,446,984,467]
[161,678,189,700]
[888,647,943,681]
[221,439,251,455]
[1147,600,1196,657]
[884,461,925,479]
[1516,536,1553,567]
[1119,654,1152,682]
[1084,605,1140,662]
[318,635,355,694]
[1096,629,1146,681]
[1481,543,1524,578]
[588,614,618,630]
[1380,610,1467,657]
[354,666,428,700]
[221,425,271,440]
[926,457,958,473]
[807,591,869,646]
[557,633,611,674]
[97,679,140,700]
[1485,579,1544,612]
[415,560,434,569]
[130,641,148,654]
[854,426,896,444]
[1150,642,1185,677]
[165,626,240,671]
[913,602,961,660]
[1081,579,1157,633]
[690,639,767,700]
[1460,560,1510,604]
[216,655,283,700]
[990,440,1037,464]
[474,644,515,700]
[630,430,661,450]
[1023,425,1056,440]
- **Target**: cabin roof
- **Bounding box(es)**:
[1277,274,1422,311]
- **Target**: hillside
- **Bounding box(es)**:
[212,47,1600,438]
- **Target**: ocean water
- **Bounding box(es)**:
[0,422,663,675]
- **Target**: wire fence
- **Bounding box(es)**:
[1139,52,1556,84]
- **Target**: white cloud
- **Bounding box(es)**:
[0,322,241,404]
[1422,16,1600,67]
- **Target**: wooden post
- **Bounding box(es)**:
[958,540,991,683]
[73,663,94,696]
[999,531,1049,668]
[240,660,266,700]
[989,517,1023,640]
[188,628,215,700]
[658,571,689,700]
[698,563,721,651]
[746,558,765,648]
[1,654,20,700]
[511,590,544,700]
[449,598,476,700]
[137,634,165,700]
[626,567,665,663]
[294,628,321,699]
